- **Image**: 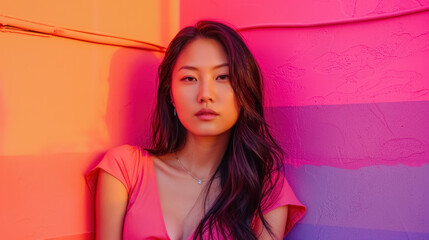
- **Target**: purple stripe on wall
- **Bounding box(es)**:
[284,164,429,234]
[285,223,429,240]
[265,101,429,168]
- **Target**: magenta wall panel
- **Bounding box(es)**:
[181,0,429,239]
[265,101,429,169]
[244,11,429,107]
[284,164,429,239]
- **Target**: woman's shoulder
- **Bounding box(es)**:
[263,170,306,236]
[103,144,152,164]
[90,144,151,194]
[97,144,152,180]
[105,144,148,156]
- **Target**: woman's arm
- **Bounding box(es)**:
[95,169,129,240]
[256,205,289,240]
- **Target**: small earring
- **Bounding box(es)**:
[174,108,176,116]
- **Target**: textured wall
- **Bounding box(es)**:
[1,0,428,239]
[181,0,429,239]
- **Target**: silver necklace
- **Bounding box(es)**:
[175,153,208,184]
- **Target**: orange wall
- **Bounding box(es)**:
[0,1,178,239]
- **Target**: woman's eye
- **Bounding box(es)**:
[217,74,230,81]
[181,76,196,82]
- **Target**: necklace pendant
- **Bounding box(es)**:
[198,179,202,184]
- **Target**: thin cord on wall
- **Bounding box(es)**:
[0,14,166,52]
[236,6,429,31]
[1,6,428,51]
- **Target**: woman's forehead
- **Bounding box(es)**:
[173,38,229,72]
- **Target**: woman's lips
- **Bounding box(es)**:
[195,109,219,120]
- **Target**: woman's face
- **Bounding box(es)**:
[171,38,241,137]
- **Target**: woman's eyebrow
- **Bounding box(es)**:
[178,63,229,71]
[212,63,229,70]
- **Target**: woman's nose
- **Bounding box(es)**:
[198,78,216,103]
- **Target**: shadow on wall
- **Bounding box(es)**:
[105,47,160,148]
[82,47,161,240]
[0,83,4,153]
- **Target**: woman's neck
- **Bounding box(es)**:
[176,130,231,178]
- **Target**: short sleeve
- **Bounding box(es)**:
[262,171,306,237]
[85,144,142,197]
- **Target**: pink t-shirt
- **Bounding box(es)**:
[86,144,306,239]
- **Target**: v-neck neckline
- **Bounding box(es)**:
[148,153,195,240]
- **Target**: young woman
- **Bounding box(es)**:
[87,20,305,240]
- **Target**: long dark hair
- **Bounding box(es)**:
[147,20,284,239]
